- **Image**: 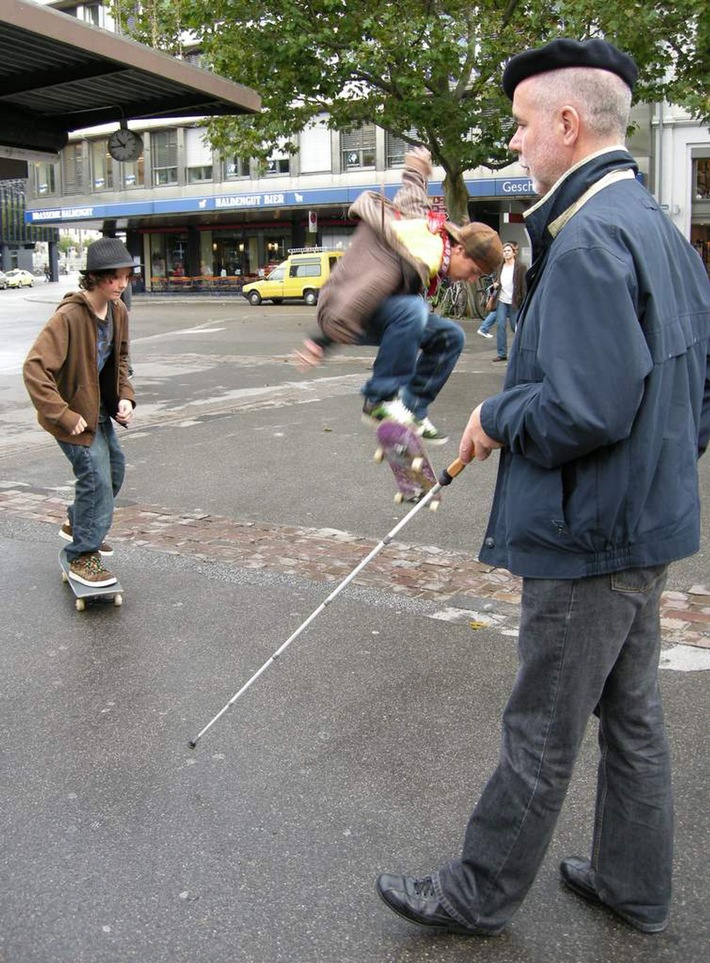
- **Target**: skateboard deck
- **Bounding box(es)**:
[59,548,124,612]
[375,420,440,508]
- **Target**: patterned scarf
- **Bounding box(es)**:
[426,211,451,296]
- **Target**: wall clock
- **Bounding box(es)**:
[108,124,143,162]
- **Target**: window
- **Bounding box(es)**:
[266,155,290,175]
[694,158,710,200]
[341,123,376,170]
[185,127,213,184]
[182,51,204,68]
[33,160,57,196]
[62,143,85,194]
[122,155,145,188]
[224,156,251,179]
[90,138,113,191]
[82,4,102,27]
[289,259,321,278]
[300,118,332,174]
[151,129,178,185]
[386,130,418,168]
[187,166,213,183]
[149,233,188,281]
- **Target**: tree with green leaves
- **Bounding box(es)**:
[116,0,709,223]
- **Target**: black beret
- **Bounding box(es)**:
[502,38,638,100]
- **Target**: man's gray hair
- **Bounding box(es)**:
[533,67,632,142]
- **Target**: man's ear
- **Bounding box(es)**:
[559,105,581,145]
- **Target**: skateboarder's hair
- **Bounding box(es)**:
[79,268,133,292]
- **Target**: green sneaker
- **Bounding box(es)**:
[413,416,448,445]
[361,397,415,427]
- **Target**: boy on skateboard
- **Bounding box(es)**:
[23,237,136,587]
[295,147,503,444]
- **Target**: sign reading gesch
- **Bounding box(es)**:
[500,178,535,194]
[26,178,537,225]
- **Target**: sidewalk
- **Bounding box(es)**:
[2,484,709,651]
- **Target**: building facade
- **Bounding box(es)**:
[0,179,58,275]
[24,2,709,287]
[25,114,548,291]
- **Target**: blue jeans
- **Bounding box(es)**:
[478,309,497,334]
[359,295,465,419]
[435,567,672,933]
[495,301,518,359]
[57,414,126,560]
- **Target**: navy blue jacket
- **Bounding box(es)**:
[480,149,710,578]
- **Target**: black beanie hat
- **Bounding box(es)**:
[502,38,638,100]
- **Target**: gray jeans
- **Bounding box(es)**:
[435,566,672,933]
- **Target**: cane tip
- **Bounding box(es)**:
[188,739,198,750]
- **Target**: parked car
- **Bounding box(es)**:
[0,270,8,290]
[242,249,343,306]
[5,269,35,288]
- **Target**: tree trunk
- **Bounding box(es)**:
[442,170,471,225]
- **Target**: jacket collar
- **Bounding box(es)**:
[524,147,638,258]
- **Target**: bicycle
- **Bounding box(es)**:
[471,274,496,321]
[430,279,468,319]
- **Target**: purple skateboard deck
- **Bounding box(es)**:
[375,421,440,506]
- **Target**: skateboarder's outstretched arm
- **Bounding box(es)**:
[293,338,325,371]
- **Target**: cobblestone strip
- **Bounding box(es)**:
[1,487,708,648]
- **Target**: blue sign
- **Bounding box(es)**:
[25,177,537,225]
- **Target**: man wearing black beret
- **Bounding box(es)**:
[376,38,710,938]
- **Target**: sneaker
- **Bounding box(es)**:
[68,552,117,587]
[362,397,415,427]
[476,328,493,339]
[492,356,507,363]
[413,416,448,445]
[60,522,113,557]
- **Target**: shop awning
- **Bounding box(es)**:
[0,0,261,157]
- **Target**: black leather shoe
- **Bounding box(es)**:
[375,873,498,936]
[560,857,668,934]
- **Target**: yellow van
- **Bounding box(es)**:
[242,249,343,306]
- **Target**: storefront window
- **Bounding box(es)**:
[149,233,188,287]
[212,233,250,277]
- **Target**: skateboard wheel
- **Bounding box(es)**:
[114,594,123,607]
[61,571,68,583]
[394,492,404,504]
[429,500,441,512]
[75,598,85,612]
[373,447,384,463]
[412,456,424,472]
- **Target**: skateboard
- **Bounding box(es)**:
[59,548,124,612]
[374,420,440,509]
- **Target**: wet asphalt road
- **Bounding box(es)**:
[1,280,708,963]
